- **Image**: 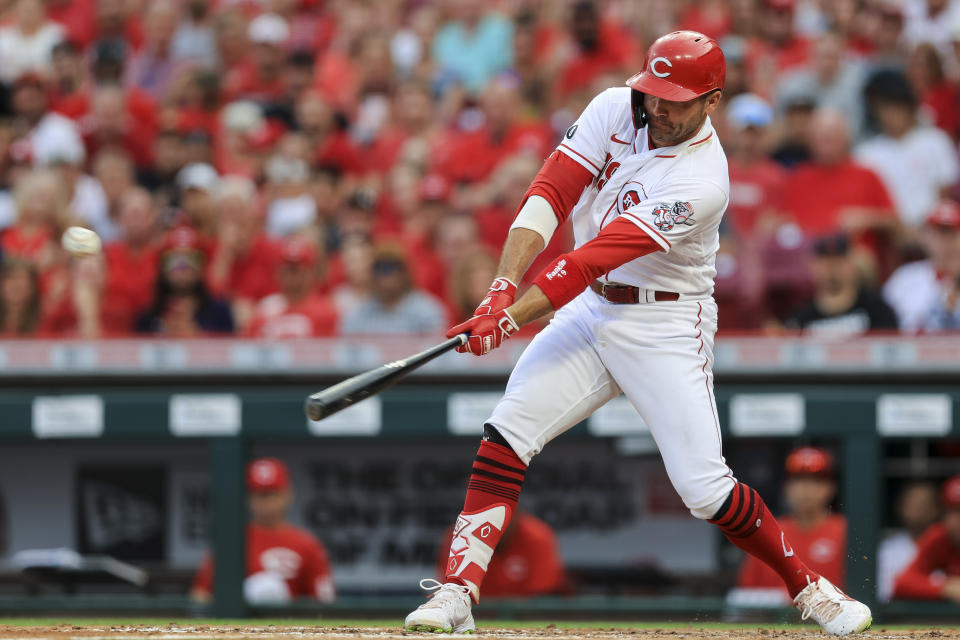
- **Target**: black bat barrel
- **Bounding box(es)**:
[304,334,467,421]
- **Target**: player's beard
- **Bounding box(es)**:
[649,106,707,148]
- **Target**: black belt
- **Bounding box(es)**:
[590,280,681,304]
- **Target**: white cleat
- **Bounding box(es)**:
[794,576,872,636]
[404,579,476,634]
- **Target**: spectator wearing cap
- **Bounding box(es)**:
[878,481,941,602]
[102,187,161,319]
[222,13,290,104]
[135,226,233,336]
[176,162,219,239]
[774,31,867,137]
[206,176,280,330]
[125,0,190,101]
[723,94,785,237]
[854,69,959,228]
[730,447,846,606]
[431,0,514,95]
[779,108,897,247]
[191,457,335,604]
[340,243,448,335]
[893,475,960,602]
[785,233,898,337]
[883,200,960,331]
[247,238,337,339]
[0,0,65,84]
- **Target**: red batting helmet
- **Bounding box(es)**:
[626,30,725,127]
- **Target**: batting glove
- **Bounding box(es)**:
[473,277,517,316]
[446,308,520,356]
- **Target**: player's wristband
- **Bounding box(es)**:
[532,252,591,310]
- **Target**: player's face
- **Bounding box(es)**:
[784,476,836,516]
[249,489,292,526]
[643,91,721,148]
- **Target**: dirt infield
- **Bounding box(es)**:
[1,625,959,640]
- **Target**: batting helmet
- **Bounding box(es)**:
[626,30,726,128]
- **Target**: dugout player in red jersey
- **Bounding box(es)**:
[893,475,960,602]
[731,447,846,605]
[191,458,335,604]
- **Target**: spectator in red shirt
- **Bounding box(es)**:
[894,475,960,602]
[247,238,337,339]
[80,85,155,170]
[207,176,279,329]
[436,510,568,599]
[780,108,897,240]
[40,247,135,337]
[0,259,41,336]
[222,13,289,104]
[907,42,960,141]
[295,90,362,175]
[554,0,639,101]
[744,0,811,97]
[48,41,86,110]
[191,457,335,604]
[103,187,161,319]
[434,74,553,185]
[730,447,846,606]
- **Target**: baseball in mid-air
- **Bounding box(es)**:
[61,226,102,257]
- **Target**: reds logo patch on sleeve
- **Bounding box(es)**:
[651,201,695,232]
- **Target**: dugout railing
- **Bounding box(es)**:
[0,334,958,621]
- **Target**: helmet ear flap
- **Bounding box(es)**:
[631,89,647,129]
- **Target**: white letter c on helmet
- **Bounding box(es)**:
[650,56,673,78]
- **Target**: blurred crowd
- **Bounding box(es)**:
[0,0,959,338]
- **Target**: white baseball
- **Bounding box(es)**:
[61,226,102,257]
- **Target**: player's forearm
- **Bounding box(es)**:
[505,285,554,327]
[495,228,546,284]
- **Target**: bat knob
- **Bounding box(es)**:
[304,396,325,421]
[456,332,469,346]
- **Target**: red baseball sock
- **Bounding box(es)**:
[445,438,526,602]
[709,483,819,598]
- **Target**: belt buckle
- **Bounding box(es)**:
[600,281,611,300]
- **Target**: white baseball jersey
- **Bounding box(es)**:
[556,87,730,296]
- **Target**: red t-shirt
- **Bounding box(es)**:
[192,523,335,601]
[737,514,846,595]
[38,293,135,337]
[432,122,554,184]
[207,235,279,301]
[556,21,640,99]
[727,159,786,236]
[246,293,339,338]
[780,160,895,236]
[436,513,568,598]
[222,60,286,104]
[104,242,160,317]
[893,523,960,600]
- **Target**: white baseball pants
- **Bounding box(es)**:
[487,289,737,519]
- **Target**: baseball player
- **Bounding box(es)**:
[403,31,873,636]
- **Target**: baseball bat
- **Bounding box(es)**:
[304,333,469,421]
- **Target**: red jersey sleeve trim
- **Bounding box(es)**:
[621,211,672,251]
[516,150,595,225]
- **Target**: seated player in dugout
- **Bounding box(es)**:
[729,447,846,606]
[434,509,570,599]
[190,458,335,604]
[893,475,960,603]
[404,30,872,636]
